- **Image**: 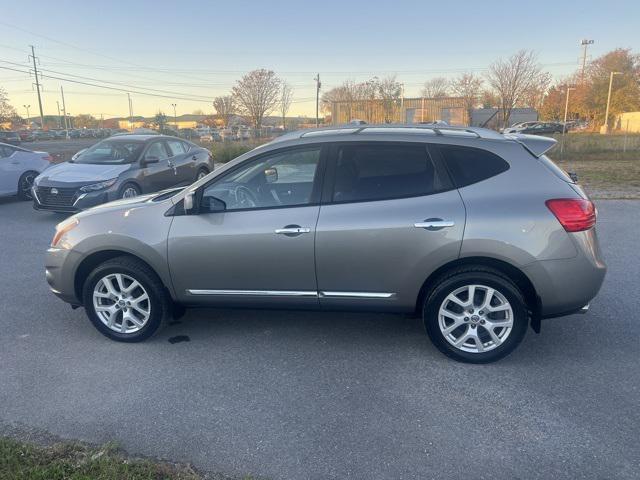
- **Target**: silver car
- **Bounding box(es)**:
[45,125,606,363]
[0,142,51,200]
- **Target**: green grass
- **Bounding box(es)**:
[0,437,207,480]
[198,140,267,164]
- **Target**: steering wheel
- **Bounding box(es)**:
[234,186,258,208]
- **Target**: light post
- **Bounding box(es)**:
[23,105,31,126]
[561,87,575,157]
[600,71,622,134]
[171,103,177,130]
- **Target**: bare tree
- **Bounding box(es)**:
[486,50,549,127]
[280,82,293,130]
[421,77,449,98]
[450,73,483,126]
[232,69,281,128]
[377,76,402,123]
[0,87,17,124]
[212,95,235,127]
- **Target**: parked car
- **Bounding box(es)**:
[219,128,234,141]
[179,128,200,140]
[501,122,539,134]
[44,125,606,363]
[518,122,564,135]
[32,134,213,213]
[0,142,51,199]
[33,130,55,141]
[68,129,81,139]
[0,131,21,145]
[18,130,35,142]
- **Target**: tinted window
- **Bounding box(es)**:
[0,146,15,158]
[439,146,509,187]
[202,147,321,212]
[332,144,449,203]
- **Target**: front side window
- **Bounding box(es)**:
[331,143,449,203]
[201,147,321,212]
[74,140,145,165]
[0,146,15,158]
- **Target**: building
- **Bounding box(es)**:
[616,112,640,133]
[330,97,468,126]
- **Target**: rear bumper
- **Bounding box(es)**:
[525,228,606,317]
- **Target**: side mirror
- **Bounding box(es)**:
[143,155,160,165]
[184,191,195,212]
[264,167,278,183]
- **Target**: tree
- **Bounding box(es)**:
[280,82,293,129]
[421,77,449,98]
[212,95,235,127]
[450,73,483,125]
[0,87,17,124]
[74,114,98,129]
[582,48,640,126]
[377,76,402,123]
[486,50,549,128]
[232,69,281,128]
[479,89,500,108]
[154,112,167,131]
[539,84,567,121]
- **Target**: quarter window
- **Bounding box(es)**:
[331,144,449,203]
[438,146,510,187]
[167,140,187,156]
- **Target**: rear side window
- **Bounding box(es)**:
[332,143,452,203]
[167,140,187,155]
[438,145,509,187]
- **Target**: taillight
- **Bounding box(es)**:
[545,198,596,232]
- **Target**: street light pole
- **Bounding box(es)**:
[171,103,177,130]
[314,74,321,127]
[561,87,575,157]
[23,105,31,126]
[601,71,622,134]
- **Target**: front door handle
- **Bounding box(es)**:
[414,218,455,231]
[275,225,311,236]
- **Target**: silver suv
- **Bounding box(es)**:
[45,126,606,363]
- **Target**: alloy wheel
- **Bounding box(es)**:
[92,273,151,334]
[122,186,138,198]
[438,284,513,353]
[20,173,36,199]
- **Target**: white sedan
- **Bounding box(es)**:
[0,142,52,200]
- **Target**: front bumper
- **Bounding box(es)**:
[33,185,119,213]
[45,246,83,305]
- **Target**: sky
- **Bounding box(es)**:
[0,0,638,119]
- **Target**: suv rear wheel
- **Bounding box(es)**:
[423,266,528,363]
[82,256,169,342]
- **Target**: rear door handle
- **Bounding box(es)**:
[414,219,455,231]
[275,226,311,236]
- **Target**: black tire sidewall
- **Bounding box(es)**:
[196,167,209,180]
[82,262,164,342]
[119,183,140,199]
[424,272,528,363]
[18,171,37,200]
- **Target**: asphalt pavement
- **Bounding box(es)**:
[0,198,638,479]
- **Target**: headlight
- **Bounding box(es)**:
[80,178,118,192]
[51,217,79,248]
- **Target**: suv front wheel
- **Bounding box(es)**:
[82,256,169,342]
[423,266,528,363]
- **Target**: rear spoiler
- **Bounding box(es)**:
[504,133,557,158]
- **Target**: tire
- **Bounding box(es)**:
[120,183,140,199]
[17,171,38,200]
[423,266,528,363]
[196,167,209,181]
[82,256,170,342]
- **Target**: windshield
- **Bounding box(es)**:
[73,140,144,164]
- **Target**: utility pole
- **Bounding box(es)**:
[580,39,594,85]
[60,86,69,133]
[561,86,575,157]
[56,101,61,128]
[29,45,45,130]
[601,71,622,134]
[171,103,177,130]
[314,74,321,127]
[127,93,133,130]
